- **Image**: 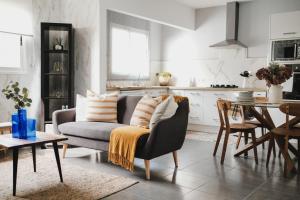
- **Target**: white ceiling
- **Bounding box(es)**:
[174,0,252,8]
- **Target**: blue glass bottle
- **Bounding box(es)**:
[11,113,19,138]
[18,109,27,139]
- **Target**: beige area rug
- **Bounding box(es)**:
[0,151,138,200]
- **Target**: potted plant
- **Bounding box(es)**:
[256,63,293,103]
[2,81,32,138]
[156,72,172,86]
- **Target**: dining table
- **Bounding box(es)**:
[232,100,300,172]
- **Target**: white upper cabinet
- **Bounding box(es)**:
[270,11,300,40]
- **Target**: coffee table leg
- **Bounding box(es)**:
[32,145,36,172]
[53,142,63,182]
[13,148,19,196]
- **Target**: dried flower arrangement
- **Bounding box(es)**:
[256,63,293,87]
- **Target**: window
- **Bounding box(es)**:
[109,23,150,80]
[0,32,21,69]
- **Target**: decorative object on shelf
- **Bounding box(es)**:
[240,70,252,88]
[53,37,64,50]
[53,62,63,73]
[55,91,63,98]
[256,62,293,103]
[156,72,172,86]
[2,81,34,139]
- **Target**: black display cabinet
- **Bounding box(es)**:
[41,23,74,126]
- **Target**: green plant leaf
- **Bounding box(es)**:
[14,87,20,93]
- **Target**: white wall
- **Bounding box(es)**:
[160,0,300,88]
[100,0,195,30]
[60,0,101,95]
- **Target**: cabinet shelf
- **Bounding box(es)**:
[43,97,69,99]
[45,50,69,54]
[44,73,68,76]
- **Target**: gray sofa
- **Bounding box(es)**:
[53,95,189,179]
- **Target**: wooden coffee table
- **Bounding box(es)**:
[0,132,68,196]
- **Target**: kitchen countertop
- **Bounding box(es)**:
[107,86,266,92]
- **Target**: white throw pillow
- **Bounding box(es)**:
[75,94,87,122]
[149,95,178,129]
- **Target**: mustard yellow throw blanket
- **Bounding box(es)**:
[108,126,149,171]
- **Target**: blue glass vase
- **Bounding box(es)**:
[11,113,19,138]
[18,109,27,139]
[27,118,36,139]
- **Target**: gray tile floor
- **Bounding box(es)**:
[59,133,300,200]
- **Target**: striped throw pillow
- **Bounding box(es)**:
[86,90,118,122]
[130,95,162,128]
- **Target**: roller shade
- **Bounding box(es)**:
[0,0,33,36]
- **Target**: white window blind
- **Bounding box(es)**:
[0,0,33,35]
[0,32,21,68]
[109,24,150,80]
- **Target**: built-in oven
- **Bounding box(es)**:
[293,65,300,95]
[272,39,300,61]
[283,64,300,100]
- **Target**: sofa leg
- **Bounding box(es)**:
[144,160,150,180]
[172,151,178,168]
[62,144,68,159]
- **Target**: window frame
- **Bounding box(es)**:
[108,22,151,80]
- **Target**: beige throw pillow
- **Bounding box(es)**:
[86,90,118,122]
[130,95,162,128]
[149,95,178,129]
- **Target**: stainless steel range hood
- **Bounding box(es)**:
[210,2,247,48]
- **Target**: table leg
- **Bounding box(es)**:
[244,132,249,157]
[13,148,19,196]
[275,135,296,172]
[266,134,275,166]
[53,142,63,182]
[32,145,36,172]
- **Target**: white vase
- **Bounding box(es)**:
[242,77,250,88]
[268,84,283,103]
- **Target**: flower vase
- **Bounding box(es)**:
[268,85,283,103]
[18,109,27,139]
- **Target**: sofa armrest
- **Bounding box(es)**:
[52,108,76,134]
[141,99,189,159]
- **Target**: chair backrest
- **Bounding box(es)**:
[216,99,231,129]
[279,103,300,129]
[279,103,300,117]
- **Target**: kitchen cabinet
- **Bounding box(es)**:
[270,11,300,40]
[170,90,241,127]
[119,88,168,97]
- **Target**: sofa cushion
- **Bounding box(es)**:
[58,122,126,141]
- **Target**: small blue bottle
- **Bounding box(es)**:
[18,109,27,139]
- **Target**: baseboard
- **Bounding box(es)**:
[187,124,218,133]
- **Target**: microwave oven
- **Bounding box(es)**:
[272,39,300,61]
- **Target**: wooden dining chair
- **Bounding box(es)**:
[271,103,300,176]
[236,97,268,150]
[213,99,259,164]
